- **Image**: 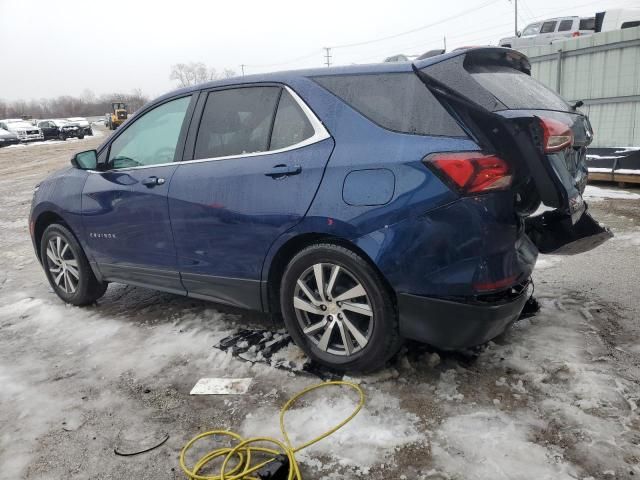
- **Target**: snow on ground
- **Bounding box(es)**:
[241,388,423,473]
[425,293,640,479]
[584,185,640,201]
[535,255,562,270]
[1,136,639,478]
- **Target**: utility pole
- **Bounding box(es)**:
[514,0,518,36]
[443,36,447,51]
[240,64,246,77]
[323,47,332,67]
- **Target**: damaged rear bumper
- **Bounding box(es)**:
[398,282,530,349]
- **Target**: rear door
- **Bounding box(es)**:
[168,84,333,309]
[556,18,576,41]
[414,48,611,254]
[538,20,559,45]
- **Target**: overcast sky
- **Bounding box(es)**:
[1,0,637,101]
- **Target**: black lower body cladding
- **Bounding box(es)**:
[398,283,530,350]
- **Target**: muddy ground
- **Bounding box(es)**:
[0,128,638,480]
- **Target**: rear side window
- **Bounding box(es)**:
[558,19,574,32]
[270,90,315,150]
[579,18,595,30]
[622,21,640,29]
[468,65,569,111]
[194,87,280,159]
[540,21,557,33]
[313,73,466,137]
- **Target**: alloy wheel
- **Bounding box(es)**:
[293,263,373,356]
[45,235,79,294]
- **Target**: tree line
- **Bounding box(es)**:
[0,89,149,120]
[1,62,236,120]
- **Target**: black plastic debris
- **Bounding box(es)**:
[216,329,338,380]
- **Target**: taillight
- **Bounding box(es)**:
[572,31,580,37]
[425,152,512,194]
[540,117,574,152]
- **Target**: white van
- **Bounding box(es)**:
[596,9,640,32]
[499,16,595,49]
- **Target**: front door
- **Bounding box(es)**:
[39,121,56,139]
[82,95,193,293]
[169,85,333,309]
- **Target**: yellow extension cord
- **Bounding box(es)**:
[179,381,365,480]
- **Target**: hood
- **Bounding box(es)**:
[0,129,18,139]
[6,123,38,132]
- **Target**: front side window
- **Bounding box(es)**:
[558,19,574,32]
[108,96,190,169]
[269,90,315,150]
[540,21,558,33]
[194,87,280,160]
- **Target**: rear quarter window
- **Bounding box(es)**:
[579,18,595,30]
[312,73,467,137]
[468,65,569,111]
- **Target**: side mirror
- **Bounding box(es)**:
[71,150,98,170]
[517,30,522,37]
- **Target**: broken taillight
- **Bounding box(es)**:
[540,117,574,152]
[425,152,512,194]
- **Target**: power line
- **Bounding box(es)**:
[330,0,502,49]
[243,49,323,70]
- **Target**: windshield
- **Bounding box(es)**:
[522,23,541,36]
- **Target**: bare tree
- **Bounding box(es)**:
[170,62,210,87]
[170,62,237,87]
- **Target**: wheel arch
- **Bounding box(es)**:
[264,232,396,315]
[33,210,69,262]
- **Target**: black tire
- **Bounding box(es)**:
[40,223,107,306]
[58,133,66,141]
[78,133,85,140]
[87,127,93,136]
[280,243,401,372]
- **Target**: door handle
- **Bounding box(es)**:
[264,164,302,178]
[141,176,166,188]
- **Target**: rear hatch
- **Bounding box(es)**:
[413,47,612,254]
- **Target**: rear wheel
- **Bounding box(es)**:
[40,224,107,306]
[280,243,401,372]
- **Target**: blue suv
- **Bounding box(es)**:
[30,48,610,371]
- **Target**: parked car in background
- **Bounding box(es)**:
[0,127,20,147]
[0,119,43,142]
[499,16,595,48]
[29,47,610,372]
[37,119,85,141]
[66,117,93,136]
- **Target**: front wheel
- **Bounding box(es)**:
[40,224,107,306]
[280,243,401,372]
[58,132,66,141]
